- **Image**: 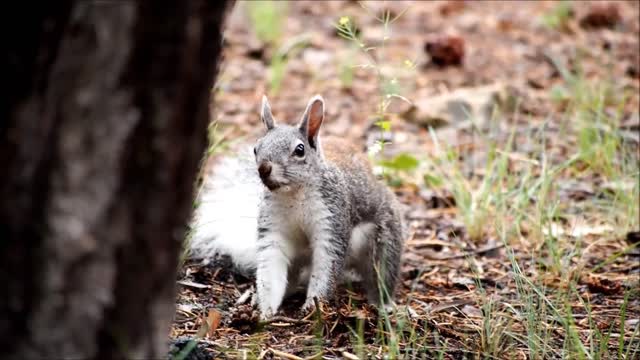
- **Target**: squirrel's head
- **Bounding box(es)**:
[253,95,325,192]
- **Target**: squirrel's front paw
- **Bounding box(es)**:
[257,297,275,320]
[259,310,273,321]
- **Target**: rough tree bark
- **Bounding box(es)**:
[0,1,233,358]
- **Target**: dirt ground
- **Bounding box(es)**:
[169,1,639,359]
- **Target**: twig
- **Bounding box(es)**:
[301,310,315,321]
[269,348,304,360]
[177,280,211,289]
[428,299,472,315]
[257,349,268,360]
[342,351,360,360]
[304,351,323,360]
[235,287,253,305]
[423,244,505,260]
[260,316,312,326]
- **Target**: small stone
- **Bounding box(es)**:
[424,35,465,67]
[302,48,332,68]
[626,63,639,79]
[580,3,621,29]
[403,83,508,128]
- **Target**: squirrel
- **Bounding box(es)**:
[189,95,406,319]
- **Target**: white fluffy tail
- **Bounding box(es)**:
[188,146,261,272]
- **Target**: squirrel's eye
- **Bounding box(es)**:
[294,143,305,157]
[253,147,257,156]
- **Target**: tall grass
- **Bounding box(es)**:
[418,63,639,356]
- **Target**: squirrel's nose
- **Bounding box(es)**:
[258,162,272,179]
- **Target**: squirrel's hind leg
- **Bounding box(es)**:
[358,213,404,307]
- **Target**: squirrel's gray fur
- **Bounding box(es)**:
[190,95,406,319]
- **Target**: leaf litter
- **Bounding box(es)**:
[172,1,639,358]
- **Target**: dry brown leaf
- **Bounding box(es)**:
[206,308,222,337]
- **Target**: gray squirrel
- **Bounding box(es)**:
[189,95,406,319]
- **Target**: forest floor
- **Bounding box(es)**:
[169,1,639,359]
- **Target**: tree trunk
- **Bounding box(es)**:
[0,1,233,358]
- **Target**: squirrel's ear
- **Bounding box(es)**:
[261,95,275,131]
[299,95,324,148]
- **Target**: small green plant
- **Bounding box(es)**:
[268,53,286,94]
[206,121,229,156]
[244,1,303,94]
[338,45,357,89]
[424,128,508,242]
[245,1,286,46]
[334,8,414,173]
[268,35,310,94]
[541,0,573,30]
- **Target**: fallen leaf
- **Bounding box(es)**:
[583,276,622,295]
[206,308,222,337]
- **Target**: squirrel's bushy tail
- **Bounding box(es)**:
[188,146,261,273]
